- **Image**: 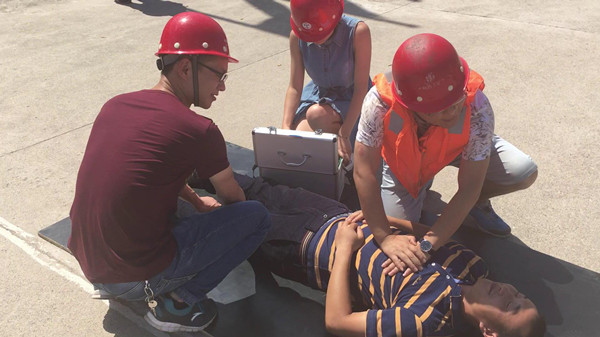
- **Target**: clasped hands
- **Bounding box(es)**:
[340,210,428,277]
[379,234,428,277]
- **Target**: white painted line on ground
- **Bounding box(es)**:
[0,215,94,293]
[0,216,212,337]
[0,216,185,337]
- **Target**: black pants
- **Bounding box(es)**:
[235,174,350,285]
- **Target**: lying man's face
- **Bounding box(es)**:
[463,278,543,337]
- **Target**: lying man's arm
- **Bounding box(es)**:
[326,219,426,337]
[344,210,430,238]
[325,220,367,337]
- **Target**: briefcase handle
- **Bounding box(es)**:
[277,151,311,167]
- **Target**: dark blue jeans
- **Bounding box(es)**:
[94,200,271,305]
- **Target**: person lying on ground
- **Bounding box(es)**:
[228,174,546,337]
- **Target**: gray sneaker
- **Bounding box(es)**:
[145,296,217,332]
[469,201,511,237]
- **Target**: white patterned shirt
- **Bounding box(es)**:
[356,86,495,161]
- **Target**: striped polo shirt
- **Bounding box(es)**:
[306,217,489,337]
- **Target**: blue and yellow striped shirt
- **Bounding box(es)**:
[306,216,488,337]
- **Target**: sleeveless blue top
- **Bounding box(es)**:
[295,15,372,127]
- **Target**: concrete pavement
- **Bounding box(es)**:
[1,0,599,336]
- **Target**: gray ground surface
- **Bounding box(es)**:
[1,0,599,336]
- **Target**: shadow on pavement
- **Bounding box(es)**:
[124,0,190,17]
[120,0,419,37]
[454,227,600,337]
[206,263,333,337]
[422,190,599,337]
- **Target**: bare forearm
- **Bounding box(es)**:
[425,158,489,249]
[179,184,200,204]
[219,185,245,205]
[210,166,246,205]
[282,87,301,128]
[326,248,353,318]
[354,170,390,244]
[325,248,356,336]
[342,21,371,139]
[284,32,304,129]
[339,94,364,137]
[354,143,390,244]
[426,188,480,249]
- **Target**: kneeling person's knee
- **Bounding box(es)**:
[241,200,271,232]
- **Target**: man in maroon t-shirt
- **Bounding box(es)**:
[68,12,271,333]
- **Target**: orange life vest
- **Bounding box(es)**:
[376,70,485,198]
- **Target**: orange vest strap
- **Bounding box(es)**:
[377,70,485,198]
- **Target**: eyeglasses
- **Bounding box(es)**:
[197,61,228,83]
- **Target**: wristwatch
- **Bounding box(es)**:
[419,238,434,254]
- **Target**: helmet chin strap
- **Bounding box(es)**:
[192,54,199,107]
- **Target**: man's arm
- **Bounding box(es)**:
[325,221,367,337]
[354,141,426,273]
[353,142,390,243]
[179,184,222,212]
[209,166,245,205]
[423,157,490,250]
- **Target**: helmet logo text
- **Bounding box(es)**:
[425,72,435,84]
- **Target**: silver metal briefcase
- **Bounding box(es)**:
[252,127,345,200]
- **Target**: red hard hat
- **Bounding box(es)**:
[391,33,469,114]
[156,12,238,63]
[290,0,344,43]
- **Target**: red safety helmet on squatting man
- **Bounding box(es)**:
[155,12,238,106]
[290,0,344,43]
[392,33,470,114]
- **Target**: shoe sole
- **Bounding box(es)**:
[144,311,216,333]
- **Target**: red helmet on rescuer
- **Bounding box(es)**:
[156,12,238,63]
[392,33,469,114]
[290,0,344,43]
[155,12,237,107]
